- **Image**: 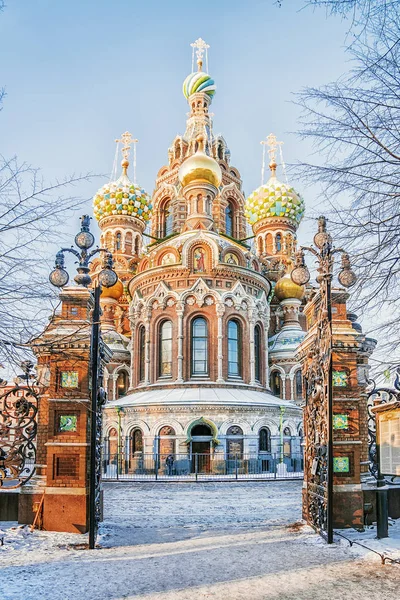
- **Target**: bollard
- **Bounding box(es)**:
[376,485,389,539]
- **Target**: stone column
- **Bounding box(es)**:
[176,301,184,383]
[144,308,152,385]
[263,311,271,390]
[216,303,225,383]
[249,308,256,385]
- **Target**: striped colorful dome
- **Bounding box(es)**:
[245,174,304,227]
[183,71,216,99]
[93,172,152,223]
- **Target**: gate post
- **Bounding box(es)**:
[155,455,158,480]
[195,453,198,481]
[235,454,238,480]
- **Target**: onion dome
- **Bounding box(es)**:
[274,273,305,301]
[183,72,216,99]
[179,135,222,188]
[93,160,152,224]
[245,166,304,227]
[101,279,124,300]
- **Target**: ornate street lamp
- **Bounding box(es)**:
[49,215,117,549]
[291,216,356,544]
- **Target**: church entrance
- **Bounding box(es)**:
[190,423,212,473]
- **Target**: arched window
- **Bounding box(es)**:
[107,427,118,459]
[228,320,242,378]
[115,232,122,251]
[130,428,143,454]
[295,370,302,399]
[226,425,243,457]
[116,371,128,398]
[218,143,224,160]
[225,201,234,237]
[125,232,132,254]
[158,426,176,456]
[283,427,291,456]
[275,233,282,252]
[191,317,208,376]
[162,201,173,237]
[254,325,262,382]
[159,320,173,377]
[134,236,140,255]
[259,427,271,452]
[270,371,282,397]
[138,325,145,383]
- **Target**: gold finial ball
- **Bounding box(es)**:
[274,273,305,301]
[101,279,124,300]
[178,135,222,188]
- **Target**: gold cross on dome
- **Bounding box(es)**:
[115,131,138,161]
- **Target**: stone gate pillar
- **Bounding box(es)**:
[26,286,109,533]
[297,289,376,529]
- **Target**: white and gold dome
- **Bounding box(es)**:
[245,165,304,227]
[93,132,152,224]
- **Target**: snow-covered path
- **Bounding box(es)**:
[1,481,399,599]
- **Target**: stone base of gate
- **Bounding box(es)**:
[42,488,91,534]
[302,484,364,530]
[333,489,363,529]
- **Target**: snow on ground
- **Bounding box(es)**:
[1,481,399,600]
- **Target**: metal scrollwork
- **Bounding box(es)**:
[367,368,400,484]
[294,216,356,544]
[303,264,332,540]
[0,361,38,489]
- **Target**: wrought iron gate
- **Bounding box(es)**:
[0,362,38,489]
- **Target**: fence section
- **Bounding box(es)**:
[102,452,304,481]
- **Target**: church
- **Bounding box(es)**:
[85,39,373,475]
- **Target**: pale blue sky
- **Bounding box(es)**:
[1,0,350,243]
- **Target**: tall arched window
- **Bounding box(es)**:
[259,427,271,452]
[283,427,291,456]
[159,320,173,377]
[116,370,128,398]
[295,370,302,400]
[130,428,143,454]
[275,233,282,252]
[254,325,261,382]
[115,232,122,251]
[225,201,234,237]
[138,326,145,383]
[270,371,282,397]
[228,320,242,378]
[162,201,173,237]
[191,317,208,376]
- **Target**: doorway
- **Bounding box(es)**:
[190,423,212,472]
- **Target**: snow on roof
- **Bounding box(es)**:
[107,386,300,410]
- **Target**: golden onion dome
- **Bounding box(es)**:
[274,273,305,301]
[178,135,222,188]
[100,279,124,300]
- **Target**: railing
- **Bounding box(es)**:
[102,452,304,481]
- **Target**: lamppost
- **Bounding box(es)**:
[49,215,118,549]
[116,406,125,476]
[291,216,356,544]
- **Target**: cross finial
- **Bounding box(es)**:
[115,131,138,179]
[260,133,283,182]
[190,38,210,72]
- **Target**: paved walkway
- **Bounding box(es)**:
[2,481,399,599]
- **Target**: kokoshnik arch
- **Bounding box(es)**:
[29,38,376,532]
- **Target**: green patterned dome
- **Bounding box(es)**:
[183,71,216,99]
[245,173,304,227]
[93,171,152,224]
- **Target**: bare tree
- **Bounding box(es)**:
[0,154,95,368]
[293,4,400,362]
